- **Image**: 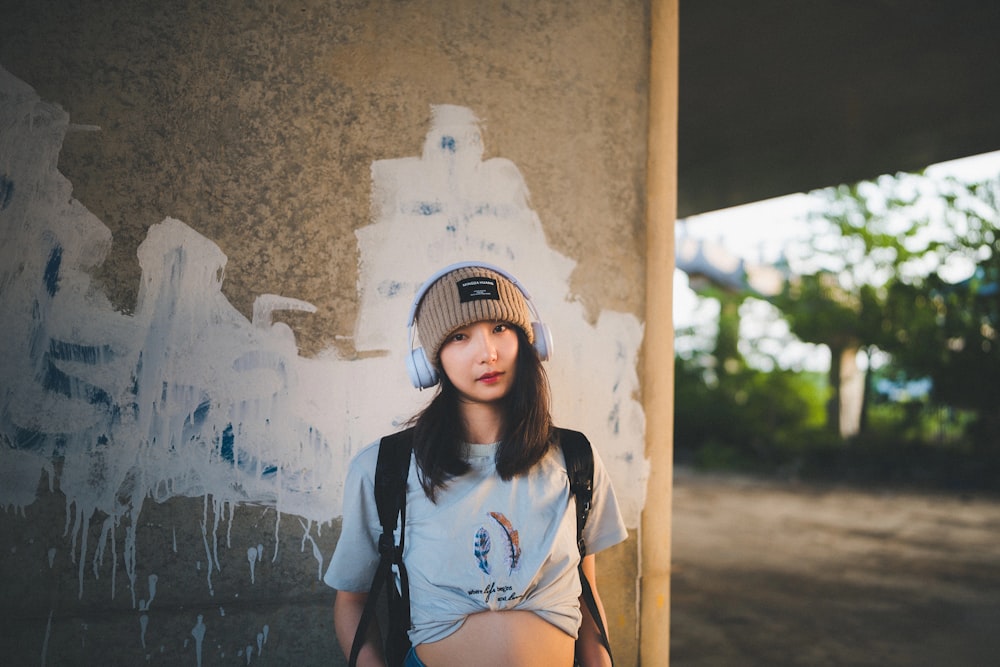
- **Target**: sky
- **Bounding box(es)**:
[674,149,1000,373]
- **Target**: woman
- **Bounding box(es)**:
[325,263,627,667]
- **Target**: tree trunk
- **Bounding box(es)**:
[826,344,864,438]
[838,345,864,437]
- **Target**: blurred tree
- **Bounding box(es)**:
[877,179,1000,446]
[773,271,868,435]
[775,174,999,443]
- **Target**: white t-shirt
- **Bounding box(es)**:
[324,434,628,647]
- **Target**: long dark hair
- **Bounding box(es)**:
[410,326,554,501]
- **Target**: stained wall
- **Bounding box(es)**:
[0,1,651,664]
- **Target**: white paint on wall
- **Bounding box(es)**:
[356,103,648,521]
[0,66,645,623]
[247,544,261,584]
[190,614,206,667]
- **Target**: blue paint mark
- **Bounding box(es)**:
[49,340,114,365]
[43,246,62,297]
[41,357,112,406]
[42,339,117,404]
[89,384,112,407]
[216,421,278,476]
[607,402,621,435]
[184,400,211,429]
[9,426,46,451]
[133,353,143,393]
[414,201,442,216]
[440,135,457,153]
[378,280,404,298]
[177,396,211,448]
[0,173,13,210]
[232,351,287,381]
[219,424,236,463]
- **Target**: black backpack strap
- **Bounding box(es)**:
[559,429,595,557]
[558,428,614,666]
[348,428,414,667]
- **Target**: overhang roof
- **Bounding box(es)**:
[678,1,1000,218]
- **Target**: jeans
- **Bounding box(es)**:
[404,647,427,667]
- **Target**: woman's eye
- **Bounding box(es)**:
[493,323,508,333]
[450,332,467,342]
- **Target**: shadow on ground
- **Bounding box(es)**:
[670,470,1000,667]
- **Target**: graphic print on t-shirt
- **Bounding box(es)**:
[471,511,522,576]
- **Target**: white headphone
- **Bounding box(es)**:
[405,261,553,389]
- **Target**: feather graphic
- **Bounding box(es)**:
[473,527,492,575]
[488,512,522,573]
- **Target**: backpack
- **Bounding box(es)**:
[347,427,614,667]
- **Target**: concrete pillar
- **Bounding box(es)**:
[641,0,678,664]
[0,2,654,663]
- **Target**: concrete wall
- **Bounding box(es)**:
[0,1,651,664]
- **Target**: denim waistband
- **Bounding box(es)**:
[404,647,427,667]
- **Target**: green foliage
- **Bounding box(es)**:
[677,168,1000,488]
[771,272,864,350]
[674,354,828,471]
[864,399,974,445]
[774,172,1000,444]
[867,178,999,444]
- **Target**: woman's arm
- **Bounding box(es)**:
[576,554,613,667]
[333,590,386,667]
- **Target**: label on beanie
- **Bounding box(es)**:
[457,277,500,303]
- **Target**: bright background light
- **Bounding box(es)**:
[674,150,1000,374]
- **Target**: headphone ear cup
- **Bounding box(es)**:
[531,321,553,361]
[407,347,439,389]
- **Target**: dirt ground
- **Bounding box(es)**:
[670,469,1000,667]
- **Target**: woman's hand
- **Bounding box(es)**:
[576,555,613,667]
[334,590,387,667]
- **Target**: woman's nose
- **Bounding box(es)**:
[475,329,498,361]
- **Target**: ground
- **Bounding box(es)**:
[670,469,1000,667]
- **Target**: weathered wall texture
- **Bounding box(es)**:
[0,1,650,664]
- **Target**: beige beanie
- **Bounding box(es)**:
[415,265,534,364]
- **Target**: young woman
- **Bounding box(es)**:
[325,263,627,667]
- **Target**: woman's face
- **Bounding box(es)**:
[438,320,520,405]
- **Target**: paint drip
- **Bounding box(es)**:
[190,614,206,667]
